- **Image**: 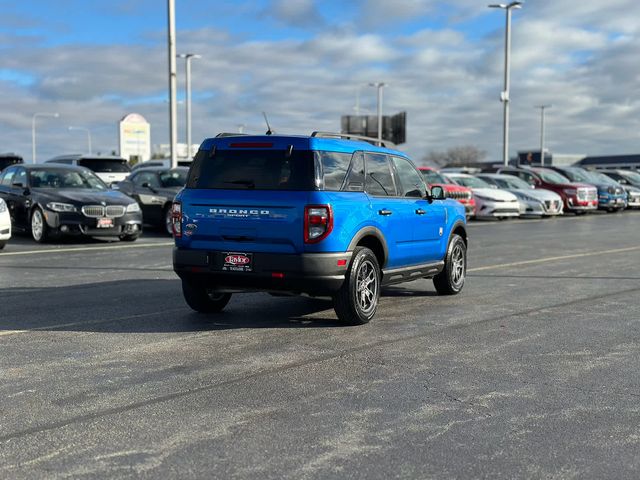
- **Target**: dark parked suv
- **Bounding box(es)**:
[172,133,468,325]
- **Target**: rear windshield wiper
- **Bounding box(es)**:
[224,180,255,189]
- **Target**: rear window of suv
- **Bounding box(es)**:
[188,149,316,190]
[78,158,130,173]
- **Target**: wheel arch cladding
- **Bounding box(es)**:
[349,228,388,269]
[451,222,468,246]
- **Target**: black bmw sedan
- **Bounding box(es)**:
[115,166,188,235]
[0,164,143,243]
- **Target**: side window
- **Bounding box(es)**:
[391,157,427,198]
[365,153,396,197]
[518,171,535,185]
[13,168,27,187]
[318,152,352,191]
[1,167,16,186]
[342,152,365,192]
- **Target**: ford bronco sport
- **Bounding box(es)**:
[172,132,467,325]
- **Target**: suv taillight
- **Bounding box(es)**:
[304,205,333,244]
[171,202,182,238]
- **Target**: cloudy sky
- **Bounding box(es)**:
[1,0,638,162]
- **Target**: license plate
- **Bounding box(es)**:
[221,252,253,272]
[97,217,114,229]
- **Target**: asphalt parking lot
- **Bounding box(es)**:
[1,212,640,479]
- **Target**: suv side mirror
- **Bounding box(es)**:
[430,186,446,201]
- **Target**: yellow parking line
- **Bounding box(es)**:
[469,245,640,272]
[0,242,174,257]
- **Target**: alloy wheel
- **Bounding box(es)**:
[356,259,378,315]
[450,243,465,286]
[31,210,44,241]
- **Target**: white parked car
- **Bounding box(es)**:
[477,173,563,216]
[0,198,11,250]
[46,155,131,186]
[446,173,520,219]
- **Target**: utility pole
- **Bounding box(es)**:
[489,2,523,166]
[368,82,386,142]
[536,104,552,166]
[167,0,178,168]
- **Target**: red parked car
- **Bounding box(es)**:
[418,167,476,216]
[495,166,597,214]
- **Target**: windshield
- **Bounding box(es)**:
[537,169,570,184]
[495,176,531,189]
[188,149,315,190]
[160,169,188,188]
[590,172,617,185]
[622,171,640,183]
[561,168,593,183]
[79,158,130,173]
[30,168,107,190]
[420,169,447,184]
[451,176,492,188]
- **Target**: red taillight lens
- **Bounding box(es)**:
[304,205,333,244]
[171,202,182,238]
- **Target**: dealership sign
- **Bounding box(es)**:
[119,113,151,162]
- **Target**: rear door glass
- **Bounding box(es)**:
[317,151,352,191]
[188,149,315,190]
[364,153,396,196]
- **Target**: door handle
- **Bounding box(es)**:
[378,209,393,216]
[415,209,426,215]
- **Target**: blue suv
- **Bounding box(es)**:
[172,132,468,325]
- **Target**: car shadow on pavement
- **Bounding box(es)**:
[0,280,346,333]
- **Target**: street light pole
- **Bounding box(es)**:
[368,82,386,142]
[68,126,92,154]
[32,112,60,163]
[536,104,551,166]
[167,0,178,169]
[489,2,523,166]
[178,53,201,159]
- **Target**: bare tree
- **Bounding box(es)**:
[421,145,487,167]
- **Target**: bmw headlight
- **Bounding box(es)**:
[126,202,141,213]
[46,202,77,212]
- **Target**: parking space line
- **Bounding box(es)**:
[0,308,185,337]
[468,245,640,272]
[0,242,174,257]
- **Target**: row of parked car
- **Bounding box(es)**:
[0,154,191,247]
[418,165,640,219]
[0,150,638,250]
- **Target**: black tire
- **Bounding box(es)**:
[333,247,381,325]
[31,207,49,243]
[182,280,232,313]
[433,234,466,295]
[119,234,140,242]
[0,241,6,250]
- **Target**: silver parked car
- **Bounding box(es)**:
[477,173,563,216]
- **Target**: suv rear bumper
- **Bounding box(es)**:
[173,248,351,295]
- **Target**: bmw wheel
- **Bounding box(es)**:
[333,247,380,325]
[182,280,232,313]
[433,234,466,295]
[31,207,48,243]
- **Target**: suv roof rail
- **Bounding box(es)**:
[215,132,249,138]
[310,131,396,149]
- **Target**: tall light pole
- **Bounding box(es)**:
[488,1,523,166]
[536,104,551,166]
[32,112,59,163]
[177,53,201,159]
[167,0,178,168]
[68,126,92,154]
[368,82,386,142]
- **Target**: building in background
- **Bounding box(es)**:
[119,113,151,164]
[152,143,199,159]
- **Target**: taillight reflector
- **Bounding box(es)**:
[304,205,333,244]
[171,202,182,238]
